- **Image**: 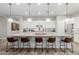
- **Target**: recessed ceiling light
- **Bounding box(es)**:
[57,3,62,6]
[27,18,32,22]
[8,18,13,22]
[37,3,41,6]
[46,18,51,22]
[16,3,20,5]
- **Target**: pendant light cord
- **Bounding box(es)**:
[28,3,31,17]
[9,3,12,17]
[47,3,50,17]
[66,3,69,18]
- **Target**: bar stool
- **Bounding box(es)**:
[46,37,56,53]
[6,37,18,52]
[21,37,30,51]
[35,37,43,52]
[60,37,73,53]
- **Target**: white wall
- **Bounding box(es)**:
[56,16,66,34]
[0,17,7,39]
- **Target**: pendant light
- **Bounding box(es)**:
[27,3,32,22]
[8,3,13,22]
[65,3,70,22]
[46,3,51,22]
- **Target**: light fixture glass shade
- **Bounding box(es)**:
[65,18,70,22]
[46,18,51,22]
[8,18,13,22]
[27,18,32,22]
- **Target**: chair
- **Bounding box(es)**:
[35,37,43,52]
[21,37,30,51]
[6,37,17,52]
[60,37,73,53]
[46,37,56,53]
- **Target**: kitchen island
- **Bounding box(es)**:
[6,32,73,48]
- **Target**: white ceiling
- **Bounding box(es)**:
[0,3,79,18]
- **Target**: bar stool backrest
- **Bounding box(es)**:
[64,37,73,43]
[35,37,43,43]
[7,37,15,42]
[48,37,56,42]
[21,37,29,43]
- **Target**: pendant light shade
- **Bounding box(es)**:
[8,18,13,22]
[65,18,70,22]
[27,3,32,22]
[8,3,13,22]
[27,18,32,22]
[46,3,51,22]
[46,18,51,22]
[65,3,70,23]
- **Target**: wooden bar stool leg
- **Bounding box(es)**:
[12,40,15,48]
[13,42,15,48]
[66,43,67,52]
[71,42,73,53]
[18,40,19,48]
[42,42,43,52]
[6,41,8,52]
[48,43,49,53]
[55,42,57,52]
[28,41,30,52]
[29,41,30,48]
[64,43,66,53]
[52,43,53,50]
[34,42,36,52]
[46,41,48,53]
[46,41,47,51]
[12,42,13,48]
[60,41,61,49]
[23,43,24,48]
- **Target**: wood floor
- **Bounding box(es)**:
[0,39,79,55]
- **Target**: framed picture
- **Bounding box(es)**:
[11,22,19,31]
